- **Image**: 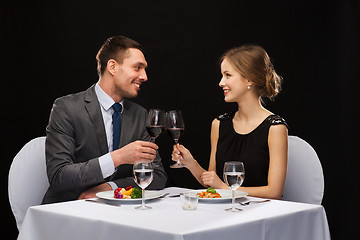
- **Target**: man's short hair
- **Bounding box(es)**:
[96,36,142,76]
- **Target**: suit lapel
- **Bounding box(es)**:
[84,85,109,155]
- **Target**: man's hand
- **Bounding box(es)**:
[111,140,158,167]
[78,183,112,200]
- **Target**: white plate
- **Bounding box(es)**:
[185,189,248,203]
[96,190,164,202]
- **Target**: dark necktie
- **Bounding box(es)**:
[112,103,122,151]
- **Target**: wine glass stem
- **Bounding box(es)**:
[232,189,235,210]
[174,140,182,164]
[142,188,145,207]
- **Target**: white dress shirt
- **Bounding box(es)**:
[95,82,124,189]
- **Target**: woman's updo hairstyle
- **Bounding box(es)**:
[220,45,283,100]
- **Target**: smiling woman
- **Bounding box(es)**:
[172,44,288,200]
[220,45,283,101]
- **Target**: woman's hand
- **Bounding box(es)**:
[200,171,228,189]
[171,144,196,166]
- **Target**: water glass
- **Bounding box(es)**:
[223,161,245,212]
[180,192,199,210]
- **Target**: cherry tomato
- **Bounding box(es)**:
[114,188,122,194]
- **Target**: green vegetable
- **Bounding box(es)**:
[130,187,142,199]
[206,187,216,194]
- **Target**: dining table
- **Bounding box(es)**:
[18,187,330,240]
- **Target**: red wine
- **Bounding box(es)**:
[167,128,184,141]
[146,126,164,138]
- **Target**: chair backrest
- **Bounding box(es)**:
[8,137,49,230]
[282,136,324,204]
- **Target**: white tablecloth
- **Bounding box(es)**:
[18,187,330,240]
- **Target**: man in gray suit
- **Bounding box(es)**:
[42,36,167,204]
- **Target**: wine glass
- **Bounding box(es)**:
[146,109,165,140]
[166,110,185,168]
[133,162,154,210]
[223,161,245,212]
[146,109,165,168]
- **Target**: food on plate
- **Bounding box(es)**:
[114,188,123,199]
[114,186,142,199]
[197,187,221,198]
[130,187,142,199]
[206,187,216,194]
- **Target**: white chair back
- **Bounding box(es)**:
[283,136,324,204]
[8,137,49,230]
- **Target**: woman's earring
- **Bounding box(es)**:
[247,85,251,90]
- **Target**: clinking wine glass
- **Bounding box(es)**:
[166,110,185,168]
[133,162,154,210]
[146,109,165,168]
[146,109,165,140]
[223,161,245,212]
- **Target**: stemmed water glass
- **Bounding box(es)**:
[223,161,245,212]
[166,110,185,168]
[133,162,154,210]
[146,109,165,140]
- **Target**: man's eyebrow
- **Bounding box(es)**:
[136,62,148,68]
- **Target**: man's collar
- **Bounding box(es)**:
[95,82,124,112]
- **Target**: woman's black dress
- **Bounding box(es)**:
[215,113,288,187]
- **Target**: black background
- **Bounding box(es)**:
[2,1,359,239]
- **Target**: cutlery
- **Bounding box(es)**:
[85,199,121,207]
[169,194,181,198]
[160,193,169,198]
[159,193,180,198]
[238,199,270,206]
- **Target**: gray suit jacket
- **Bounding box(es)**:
[42,85,167,204]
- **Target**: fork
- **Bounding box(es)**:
[238,199,270,206]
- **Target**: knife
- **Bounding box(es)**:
[85,199,121,207]
[169,194,181,198]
